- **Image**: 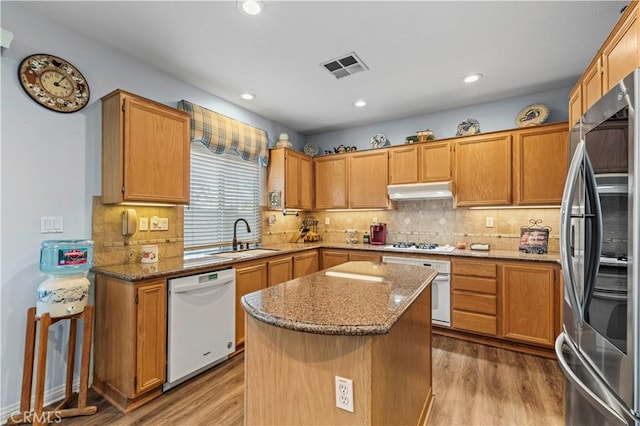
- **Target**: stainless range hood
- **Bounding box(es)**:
[387,182,453,200]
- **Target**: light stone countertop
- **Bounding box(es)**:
[241,261,437,335]
[91,242,560,282]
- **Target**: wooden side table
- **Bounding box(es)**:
[7,306,96,426]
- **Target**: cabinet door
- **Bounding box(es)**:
[501,263,556,347]
[582,58,603,113]
[568,84,582,127]
[299,155,314,210]
[268,256,293,287]
[315,156,348,209]
[284,153,301,208]
[419,141,451,182]
[293,251,319,278]
[124,95,190,204]
[349,252,381,262]
[389,145,419,184]
[321,250,350,269]
[135,280,167,395]
[603,9,639,91]
[349,151,389,208]
[454,134,512,206]
[235,262,267,346]
[513,123,569,205]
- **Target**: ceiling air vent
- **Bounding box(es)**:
[321,52,368,79]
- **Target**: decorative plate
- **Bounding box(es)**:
[516,104,549,127]
[303,143,318,156]
[371,133,387,148]
[456,119,480,136]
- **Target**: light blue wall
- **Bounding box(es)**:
[307,86,572,153]
[0,2,302,416]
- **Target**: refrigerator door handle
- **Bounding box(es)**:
[582,153,603,316]
[555,334,627,425]
[560,140,585,314]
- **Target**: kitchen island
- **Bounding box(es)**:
[241,261,437,425]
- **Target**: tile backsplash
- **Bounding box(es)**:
[262,200,560,253]
[91,196,184,266]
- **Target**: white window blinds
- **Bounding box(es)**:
[184,142,262,249]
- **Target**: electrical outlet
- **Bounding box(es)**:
[158,217,169,230]
[372,217,378,224]
[485,217,494,228]
[335,376,354,413]
[325,217,330,225]
[139,217,149,231]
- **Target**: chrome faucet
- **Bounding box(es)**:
[232,218,251,251]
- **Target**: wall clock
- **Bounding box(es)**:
[18,53,90,113]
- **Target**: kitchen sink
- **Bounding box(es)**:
[184,248,279,264]
[211,248,279,260]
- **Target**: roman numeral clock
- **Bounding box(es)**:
[18,53,90,113]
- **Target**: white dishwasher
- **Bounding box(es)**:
[382,256,451,327]
[164,268,236,391]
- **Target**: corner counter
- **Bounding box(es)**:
[242,261,436,425]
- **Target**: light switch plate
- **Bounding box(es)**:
[158,217,169,230]
[139,217,149,231]
[40,216,63,233]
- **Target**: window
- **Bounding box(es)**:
[184,142,262,249]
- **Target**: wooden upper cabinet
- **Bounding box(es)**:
[572,2,639,117]
[603,6,639,91]
[419,141,451,182]
[513,123,569,206]
[349,150,389,208]
[582,58,603,113]
[389,145,419,184]
[568,84,582,127]
[454,134,512,207]
[314,155,349,209]
[101,89,190,204]
[268,148,314,210]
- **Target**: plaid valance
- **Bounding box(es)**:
[178,100,268,164]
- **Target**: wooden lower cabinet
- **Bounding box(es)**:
[267,256,293,287]
[501,262,558,347]
[451,259,498,336]
[349,251,382,262]
[321,249,383,269]
[235,261,267,347]
[447,257,561,353]
[93,275,166,413]
[321,250,350,269]
[293,250,319,278]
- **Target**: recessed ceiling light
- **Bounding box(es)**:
[241,93,255,100]
[463,73,483,83]
[238,0,264,16]
[353,99,367,108]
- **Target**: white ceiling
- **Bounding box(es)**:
[21,1,628,135]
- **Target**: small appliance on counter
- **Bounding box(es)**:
[37,240,93,317]
[370,223,387,245]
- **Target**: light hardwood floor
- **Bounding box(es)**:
[56,335,563,425]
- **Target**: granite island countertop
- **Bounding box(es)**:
[91,242,560,281]
[240,261,437,336]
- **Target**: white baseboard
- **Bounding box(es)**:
[0,379,80,424]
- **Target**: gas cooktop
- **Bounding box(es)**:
[383,242,456,253]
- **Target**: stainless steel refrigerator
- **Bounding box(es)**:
[557,68,639,425]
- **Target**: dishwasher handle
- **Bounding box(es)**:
[171,276,234,294]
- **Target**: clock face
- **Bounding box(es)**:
[18,54,90,113]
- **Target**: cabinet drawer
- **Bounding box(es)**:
[452,291,496,315]
[452,276,497,294]
[452,260,497,278]
[453,310,497,336]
